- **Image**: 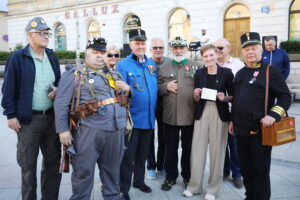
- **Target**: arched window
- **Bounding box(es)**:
[168,9,191,43]
[123,15,141,44]
[224,4,250,57]
[54,23,67,50]
[289,0,300,40]
[87,20,100,40]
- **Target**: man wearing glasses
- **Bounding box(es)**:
[146,38,171,180]
[214,38,244,189]
[1,17,61,200]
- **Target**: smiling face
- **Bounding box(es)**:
[201,48,217,68]
[130,40,146,57]
[214,39,230,61]
[105,48,120,67]
[241,44,263,66]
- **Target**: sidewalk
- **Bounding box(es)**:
[0,77,300,199]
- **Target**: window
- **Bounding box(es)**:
[225,4,250,19]
[123,15,141,44]
[87,20,100,40]
[168,9,191,43]
[290,0,300,40]
[54,23,67,50]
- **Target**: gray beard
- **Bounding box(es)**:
[172,54,186,62]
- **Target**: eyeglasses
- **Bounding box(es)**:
[216,46,224,50]
[152,46,164,50]
[31,32,52,38]
[107,53,119,58]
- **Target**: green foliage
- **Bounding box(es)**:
[279,40,300,54]
[54,50,85,59]
[14,43,23,51]
[0,51,13,61]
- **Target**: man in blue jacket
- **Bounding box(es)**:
[262,36,290,80]
[117,29,157,200]
[1,17,61,200]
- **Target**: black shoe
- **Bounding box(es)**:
[132,183,152,193]
[120,192,130,200]
[161,179,176,191]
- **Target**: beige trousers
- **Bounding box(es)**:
[187,101,228,195]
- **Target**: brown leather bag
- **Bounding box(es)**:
[261,65,296,146]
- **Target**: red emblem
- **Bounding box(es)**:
[289,120,294,126]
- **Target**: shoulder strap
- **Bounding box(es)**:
[264,65,270,115]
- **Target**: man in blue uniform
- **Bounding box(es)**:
[262,36,290,80]
[55,37,129,200]
[116,29,158,200]
[230,32,291,200]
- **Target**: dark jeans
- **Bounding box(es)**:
[120,129,152,193]
[147,108,166,171]
[17,112,61,200]
[236,134,272,200]
[224,134,242,178]
[164,123,193,181]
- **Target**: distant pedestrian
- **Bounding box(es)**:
[262,36,290,79]
[1,17,61,200]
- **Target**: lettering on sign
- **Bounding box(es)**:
[64,4,119,19]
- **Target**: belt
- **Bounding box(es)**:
[97,97,118,107]
[32,107,54,115]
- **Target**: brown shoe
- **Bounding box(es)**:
[233,177,243,189]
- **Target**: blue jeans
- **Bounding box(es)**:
[224,134,242,178]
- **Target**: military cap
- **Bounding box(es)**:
[25,17,51,32]
[240,32,261,48]
[171,36,187,47]
[86,37,107,51]
[129,29,147,41]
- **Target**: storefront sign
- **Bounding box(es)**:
[65,4,119,19]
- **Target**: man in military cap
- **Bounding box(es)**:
[55,37,129,200]
[158,36,199,191]
[229,32,291,200]
[116,29,157,200]
[1,17,61,200]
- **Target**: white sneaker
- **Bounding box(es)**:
[146,170,157,180]
[205,193,215,200]
[182,189,193,197]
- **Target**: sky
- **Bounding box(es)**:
[0,0,8,12]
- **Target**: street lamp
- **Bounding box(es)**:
[75,0,80,65]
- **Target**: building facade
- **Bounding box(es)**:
[6,0,300,57]
[0,11,8,51]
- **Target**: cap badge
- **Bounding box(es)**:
[31,21,37,28]
[246,32,250,41]
[138,29,141,35]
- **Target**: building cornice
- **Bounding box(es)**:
[6,0,135,18]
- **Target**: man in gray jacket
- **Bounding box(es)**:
[158,36,199,191]
[54,37,129,200]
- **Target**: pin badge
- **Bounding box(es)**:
[88,79,94,84]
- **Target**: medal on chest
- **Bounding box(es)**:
[249,71,259,84]
[185,65,200,79]
[148,65,156,74]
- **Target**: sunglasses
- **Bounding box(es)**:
[31,32,52,38]
[216,46,224,50]
[152,46,164,50]
[107,53,119,58]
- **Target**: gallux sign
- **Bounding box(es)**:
[64,4,119,19]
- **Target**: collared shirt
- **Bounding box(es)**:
[222,56,245,76]
[29,46,55,110]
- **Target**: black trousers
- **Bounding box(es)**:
[164,123,193,181]
[120,128,152,193]
[236,134,272,200]
[147,108,166,171]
